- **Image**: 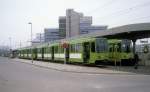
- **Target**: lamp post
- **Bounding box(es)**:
[28,22,32,45]
[28,22,33,63]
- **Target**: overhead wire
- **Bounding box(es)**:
[65,1,150,37]
[113,15,150,25]
[95,1,150,20]
[86,0,118,14]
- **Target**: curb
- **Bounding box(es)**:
[12,58,137,75]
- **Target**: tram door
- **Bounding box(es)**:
[109,43,121,64]
[51,46,54,61]
[42,48,44,59]
[83,42,90,63]
[33,48,37,59]
[65,47,69,62]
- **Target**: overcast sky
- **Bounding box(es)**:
[0,0,150,48]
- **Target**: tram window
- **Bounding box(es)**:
[60,46,64,53]
[39,48,42,53]
[61,47,64,53]
[96,38,108,52]
[126,41,131,53]
[73,45,75,53]
[122,44,125,52]
[45,47,49,53]
[70,45,72,52]
[75,43,81,53]
[57,46,60,53]
[117,43,121,52]
[48,47,51,53]
[104,41,108,52]
[91,42,95,52]
[121,39,131,53]
[54,46,58,53]
[126,45,130,52]
[45,48,47,53]
[109,47,113,52]
[40,48,42,53]
[38,49,40,53]
[70,44,75,53]
[29,49,31,53]
[122,42,131,53]
[74,45,77,53]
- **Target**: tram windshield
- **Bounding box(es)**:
[95,38,108,53]
[121,39,131,53]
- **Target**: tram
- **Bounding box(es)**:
[18,37,134,65]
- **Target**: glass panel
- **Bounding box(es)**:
[75,43,82,53]
[96,38,108,53]
[91,42,95,52]
[121,39,131,53]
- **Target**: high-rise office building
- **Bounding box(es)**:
[59,16,66,39]
[59,9,107,38]
[66,9,82,38]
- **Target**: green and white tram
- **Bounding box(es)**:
[18,37,134,65]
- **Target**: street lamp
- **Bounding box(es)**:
[28,22,32,45]
[28,22,33,63]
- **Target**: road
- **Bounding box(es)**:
[0,57,150,92]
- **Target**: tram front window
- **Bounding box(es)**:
[122,40,131,53]
[96,38,108,53]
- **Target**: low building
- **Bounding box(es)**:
[44,28,60,42]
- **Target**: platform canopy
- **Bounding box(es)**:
[45,22,150,49]
[91,23,150,40]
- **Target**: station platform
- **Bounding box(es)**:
[12,58,150,75]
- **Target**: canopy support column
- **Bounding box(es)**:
[132,39,137,55]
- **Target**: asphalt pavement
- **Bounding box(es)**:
[0,57,150,92]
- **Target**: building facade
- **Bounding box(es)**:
[59,9,108,38]
[80,25,108,34]
[32,33,45,46]
[66,9,82,38]
[59,16,66,39]
[44,28,60,42]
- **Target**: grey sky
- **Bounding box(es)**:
[0,0,150,48]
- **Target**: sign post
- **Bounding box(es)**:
[61,42,69,64]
